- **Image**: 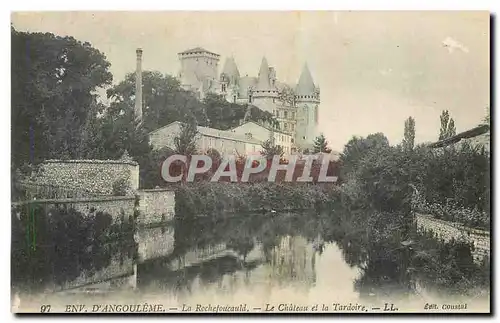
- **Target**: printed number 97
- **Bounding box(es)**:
[40,305,51,313]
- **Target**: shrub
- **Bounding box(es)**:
[112,177,131,196]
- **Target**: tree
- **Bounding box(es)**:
[446,118,456,138]
[339,133,390,179]
[11,28,113,169]
[260,140,284,160]
[174,117,199,157]
[106,70,207,133]
[202,92,277,130]
[313,134,332,153]
[403,116,416,151]
[439,110,456,140]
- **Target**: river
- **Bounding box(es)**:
[12,211,490,313]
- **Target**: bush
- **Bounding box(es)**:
[112,177,131,196]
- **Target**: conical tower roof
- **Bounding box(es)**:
[221,56,240,81]
[296,63,316,96]
[256,57,271,91]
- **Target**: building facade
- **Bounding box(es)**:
[149,121,263,157]
[229,121,293,156]
[177,47,320,151]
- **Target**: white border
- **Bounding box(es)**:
[2,1,498,323]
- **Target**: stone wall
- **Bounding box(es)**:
[416,214,490,263]
[12,195,136,224]
[137,189,175,227]
[33,159,139,196]
[136,225,175,262]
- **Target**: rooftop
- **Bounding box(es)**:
[427,124,490,149]
[149,121,262,145]
[296,63,316,96]
[178,47,220,56]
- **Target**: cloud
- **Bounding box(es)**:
[442,36,469,54]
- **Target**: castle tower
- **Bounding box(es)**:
[220,56,240,102]
[295,63,320,150]
[251,57,279,113]
[178,47,220,99]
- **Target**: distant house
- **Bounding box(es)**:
[148,121,262,157]
[427,124,490,153]
[229,121,294,155]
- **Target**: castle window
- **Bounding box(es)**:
[249,94,253,103]
[284,123,288,131]
[233,95,237,103]
[222,83,226,92]
[284,111,288,119]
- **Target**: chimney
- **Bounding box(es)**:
[135,48,143,124]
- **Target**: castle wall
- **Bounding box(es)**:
[251,96,277,114]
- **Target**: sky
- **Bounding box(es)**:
[11,11,490,151]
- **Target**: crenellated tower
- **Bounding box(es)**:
[177,47,220,99]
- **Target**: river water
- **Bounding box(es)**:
[12,212,490,313]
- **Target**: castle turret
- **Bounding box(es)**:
[295,63,320,150]
[220,57,240,102]
[256,57,271,91]
[220,56,240,86]
[251,57,279,113]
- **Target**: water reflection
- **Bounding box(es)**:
[12,210,490,312]
[136,213,355,302]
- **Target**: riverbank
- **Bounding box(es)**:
[174,182,341,218]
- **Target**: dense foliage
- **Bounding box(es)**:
[338,133,390,180]
[175,182,341,217]
[11,27,112,170]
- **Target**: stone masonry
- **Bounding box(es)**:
[416,214,490,263]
